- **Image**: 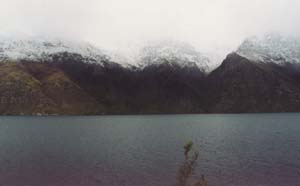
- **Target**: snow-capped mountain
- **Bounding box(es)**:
[137,40,210,72]
[237,33,300,65]
[0,37,110,64]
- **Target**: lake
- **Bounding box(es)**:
[0,114,299,186]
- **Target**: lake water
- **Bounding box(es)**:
[0,114,299,186]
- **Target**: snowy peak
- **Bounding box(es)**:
[138,40,210,72]
[237,33,300,65]
[0,38,109,64]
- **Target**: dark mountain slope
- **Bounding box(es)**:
[206,53,300,113]
[47,52,136,114]
[132,62,207,113]
[50,55,208,114]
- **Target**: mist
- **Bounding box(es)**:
[1,0,300,64]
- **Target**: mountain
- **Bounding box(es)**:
[138,40,210,73]
[206,53,300,113]
[237,33,300,65]
[0,38,109,64]
[211,34,300,112]
[52,51,208,114]
[0,62,100,115]
[0,37,300,114]
[0,38,114,115]
[133,61,207,113]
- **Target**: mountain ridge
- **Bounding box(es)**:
[0,36,299,114]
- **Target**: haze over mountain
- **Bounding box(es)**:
[237,33,300,65]
[2,0,300,68]
[137,40,210,72]
[0,33,299,114]
[0,37,109,63]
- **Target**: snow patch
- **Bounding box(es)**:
[137,40,210,72]
[0,37,109,65]
[237,33,300,65]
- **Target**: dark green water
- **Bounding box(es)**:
[0,114,299,186]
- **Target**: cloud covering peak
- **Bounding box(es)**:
[1,0,300,65]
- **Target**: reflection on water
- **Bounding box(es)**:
[0,114,299,186]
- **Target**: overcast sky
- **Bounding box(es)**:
[1,0,300,62]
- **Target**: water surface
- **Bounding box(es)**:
[0,114,299,186]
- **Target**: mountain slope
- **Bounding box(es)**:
[0,62,54,114]
[50,56,207,114]
[206,53,300,113]
[0,61,101,115]
[131,62,207,113]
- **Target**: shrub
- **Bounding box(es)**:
[176,141,208,186]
